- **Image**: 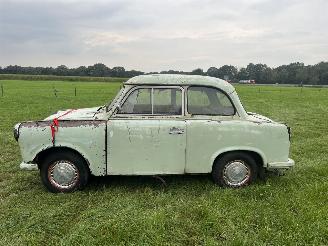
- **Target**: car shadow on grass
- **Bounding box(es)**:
[87,174,213,192]
[85,172,280,194]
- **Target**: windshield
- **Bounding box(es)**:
[107,86,125,111]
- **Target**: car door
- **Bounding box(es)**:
[107,86,186,175]
[185,86,237,173]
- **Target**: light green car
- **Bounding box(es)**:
[14,74,294,192]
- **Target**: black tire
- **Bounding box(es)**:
[40,150,90,193]
[212,152,258,188]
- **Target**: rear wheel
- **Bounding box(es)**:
[212,152,258,188]
[40,150,90,193]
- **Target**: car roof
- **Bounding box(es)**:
[124,74,235,93]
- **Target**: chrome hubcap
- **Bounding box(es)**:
[223,160,250,187]
[48,161,79,189]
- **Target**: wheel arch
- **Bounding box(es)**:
[211,148,266,173]
[33,146,91,171]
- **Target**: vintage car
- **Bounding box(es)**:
[14,74,294,192]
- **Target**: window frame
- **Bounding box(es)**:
[115,85,185,117]
[185,85,236,116]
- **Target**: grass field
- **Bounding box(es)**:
[0,79,327,245]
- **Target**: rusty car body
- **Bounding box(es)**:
[14,74,294,192]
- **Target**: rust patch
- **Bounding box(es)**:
[21,120,106,128]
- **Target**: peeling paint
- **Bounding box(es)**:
[18,120,107,176]
[21,120,105,128]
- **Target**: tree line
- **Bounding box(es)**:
[0,64,144,78]
[1,62,328,85]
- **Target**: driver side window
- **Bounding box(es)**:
[120,88,151,114]
[119,87,182,115]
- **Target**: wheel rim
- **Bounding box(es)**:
[48,160,79,190]
[223,160,250,187]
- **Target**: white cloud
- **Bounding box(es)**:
[0,0,327,71]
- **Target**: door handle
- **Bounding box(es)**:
[169,127,185,135]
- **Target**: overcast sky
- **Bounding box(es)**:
[0,0,327,72]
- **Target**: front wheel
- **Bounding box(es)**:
[40,150,90,193]
[212,152,258,188]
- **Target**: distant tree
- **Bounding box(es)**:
[41,67,55,75]
[217,65,238,81]
[3,65,21,74]
[295,67,308,84]
[261,67,273,84]
[55,65,69,76]
[320,71,328,85]
[206,67,219,77]
[244,63,271,83]
[274,66,288,84]
[285,62,304,84]
[87,63,110,77]
[125,70,144,77]
[111,66,126,77]
[190,68,204,75]
[160,70,185,74]
[237,68,249,80]
[72,66,88,76]
[316,62,328,85]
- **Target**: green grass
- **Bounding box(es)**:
[0,80,327,245]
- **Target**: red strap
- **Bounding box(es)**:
[50,109,75,144]
[57,109,75,119]
[53,118,59,127]
[50,124,56,143]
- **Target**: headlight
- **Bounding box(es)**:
[13,123,21,141]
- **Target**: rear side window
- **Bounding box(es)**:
[187,86,235,115]
[120,87,182,115]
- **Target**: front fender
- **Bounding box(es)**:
[18,120,107,176]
